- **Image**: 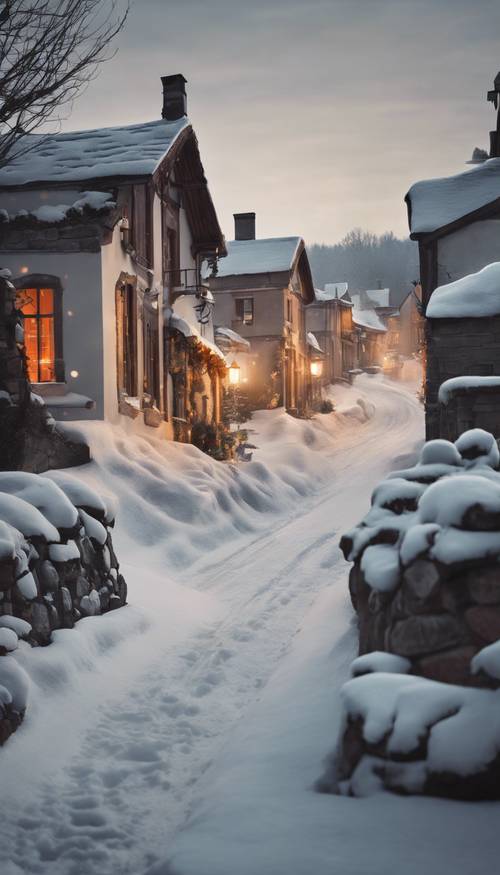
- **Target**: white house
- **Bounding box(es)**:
[0,74,227,442]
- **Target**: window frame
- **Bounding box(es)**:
[14,274,64,383]
[115,276,138,399]
[235,297,254,325]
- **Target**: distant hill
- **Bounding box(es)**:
[308,229,419,308]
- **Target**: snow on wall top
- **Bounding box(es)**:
[407,157,500,235]
[427,262,500,318]
[0,118,189,186]
[215,237,302,277]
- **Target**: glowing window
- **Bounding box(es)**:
[16,287,57,382]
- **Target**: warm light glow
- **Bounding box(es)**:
[67,310,74,317]
[70,369,79,378]
[310,360,323,377]
[228,360,240,385]
[20,266,29,274]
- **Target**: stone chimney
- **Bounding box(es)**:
[161,74,188,121]
[234,212,256,241]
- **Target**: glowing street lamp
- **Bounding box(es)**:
[310,359,323,377]
[229,359,240,385]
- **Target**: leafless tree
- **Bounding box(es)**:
[0,0,129,167]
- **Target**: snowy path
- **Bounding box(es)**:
[1,377,424,875]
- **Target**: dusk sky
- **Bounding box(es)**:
[64,0,500,246]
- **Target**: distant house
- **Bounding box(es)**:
[398,284,424,357]
[350,293,387,368]
[425,263,500,439]
[306,282,357,383]
[0,74,228,447]
[405,73,500,310]
[211,213,315,414]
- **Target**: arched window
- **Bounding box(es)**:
[15,275,63,383]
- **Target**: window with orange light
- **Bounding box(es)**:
[15,286,57,382]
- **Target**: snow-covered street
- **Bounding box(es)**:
[7,373,490,875]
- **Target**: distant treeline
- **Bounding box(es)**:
[308,229,420,307]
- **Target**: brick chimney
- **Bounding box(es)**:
[234,212,256,241]
[161,74,187,121]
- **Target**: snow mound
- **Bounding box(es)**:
[427,262,500,318]
[455,428,500,468]
[337,670,500,798]
[419,474,500,528]
[0,472,78,531]
[419,439,462,466]
[0,657,30,712]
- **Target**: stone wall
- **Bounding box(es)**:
[426,315,500,438]
[329,429,500,799]
[0,471,127,745]
[438,383,500,442]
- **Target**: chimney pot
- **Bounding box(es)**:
[234,212,256,241]
[161,74,187,121]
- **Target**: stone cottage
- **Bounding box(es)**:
[405,72,500,312]
[211,213,315,414]
[0,74,228,446]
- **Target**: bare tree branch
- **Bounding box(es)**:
[0,0,129,167]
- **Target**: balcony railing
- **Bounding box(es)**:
[164,268,208,297]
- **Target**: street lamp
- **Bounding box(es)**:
[229,359,240,385]
[310,359,323,377]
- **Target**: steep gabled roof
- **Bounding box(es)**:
[406,157,500,238]
[0,118,190,187]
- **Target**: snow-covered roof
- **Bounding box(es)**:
[0,118,189,186]
[307,332,324,353]
[365,288,390,308]
[170,313,226,362]
[314,282,349,302]
[215,237,302,277]
[351,300,387,333]
[407,157,500,235]
[214,326,251,351]
[427,262,500,319]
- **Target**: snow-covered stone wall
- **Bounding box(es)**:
[330,428,500,799]
[0,471,126,745]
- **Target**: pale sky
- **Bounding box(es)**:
[63,0,500,245]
